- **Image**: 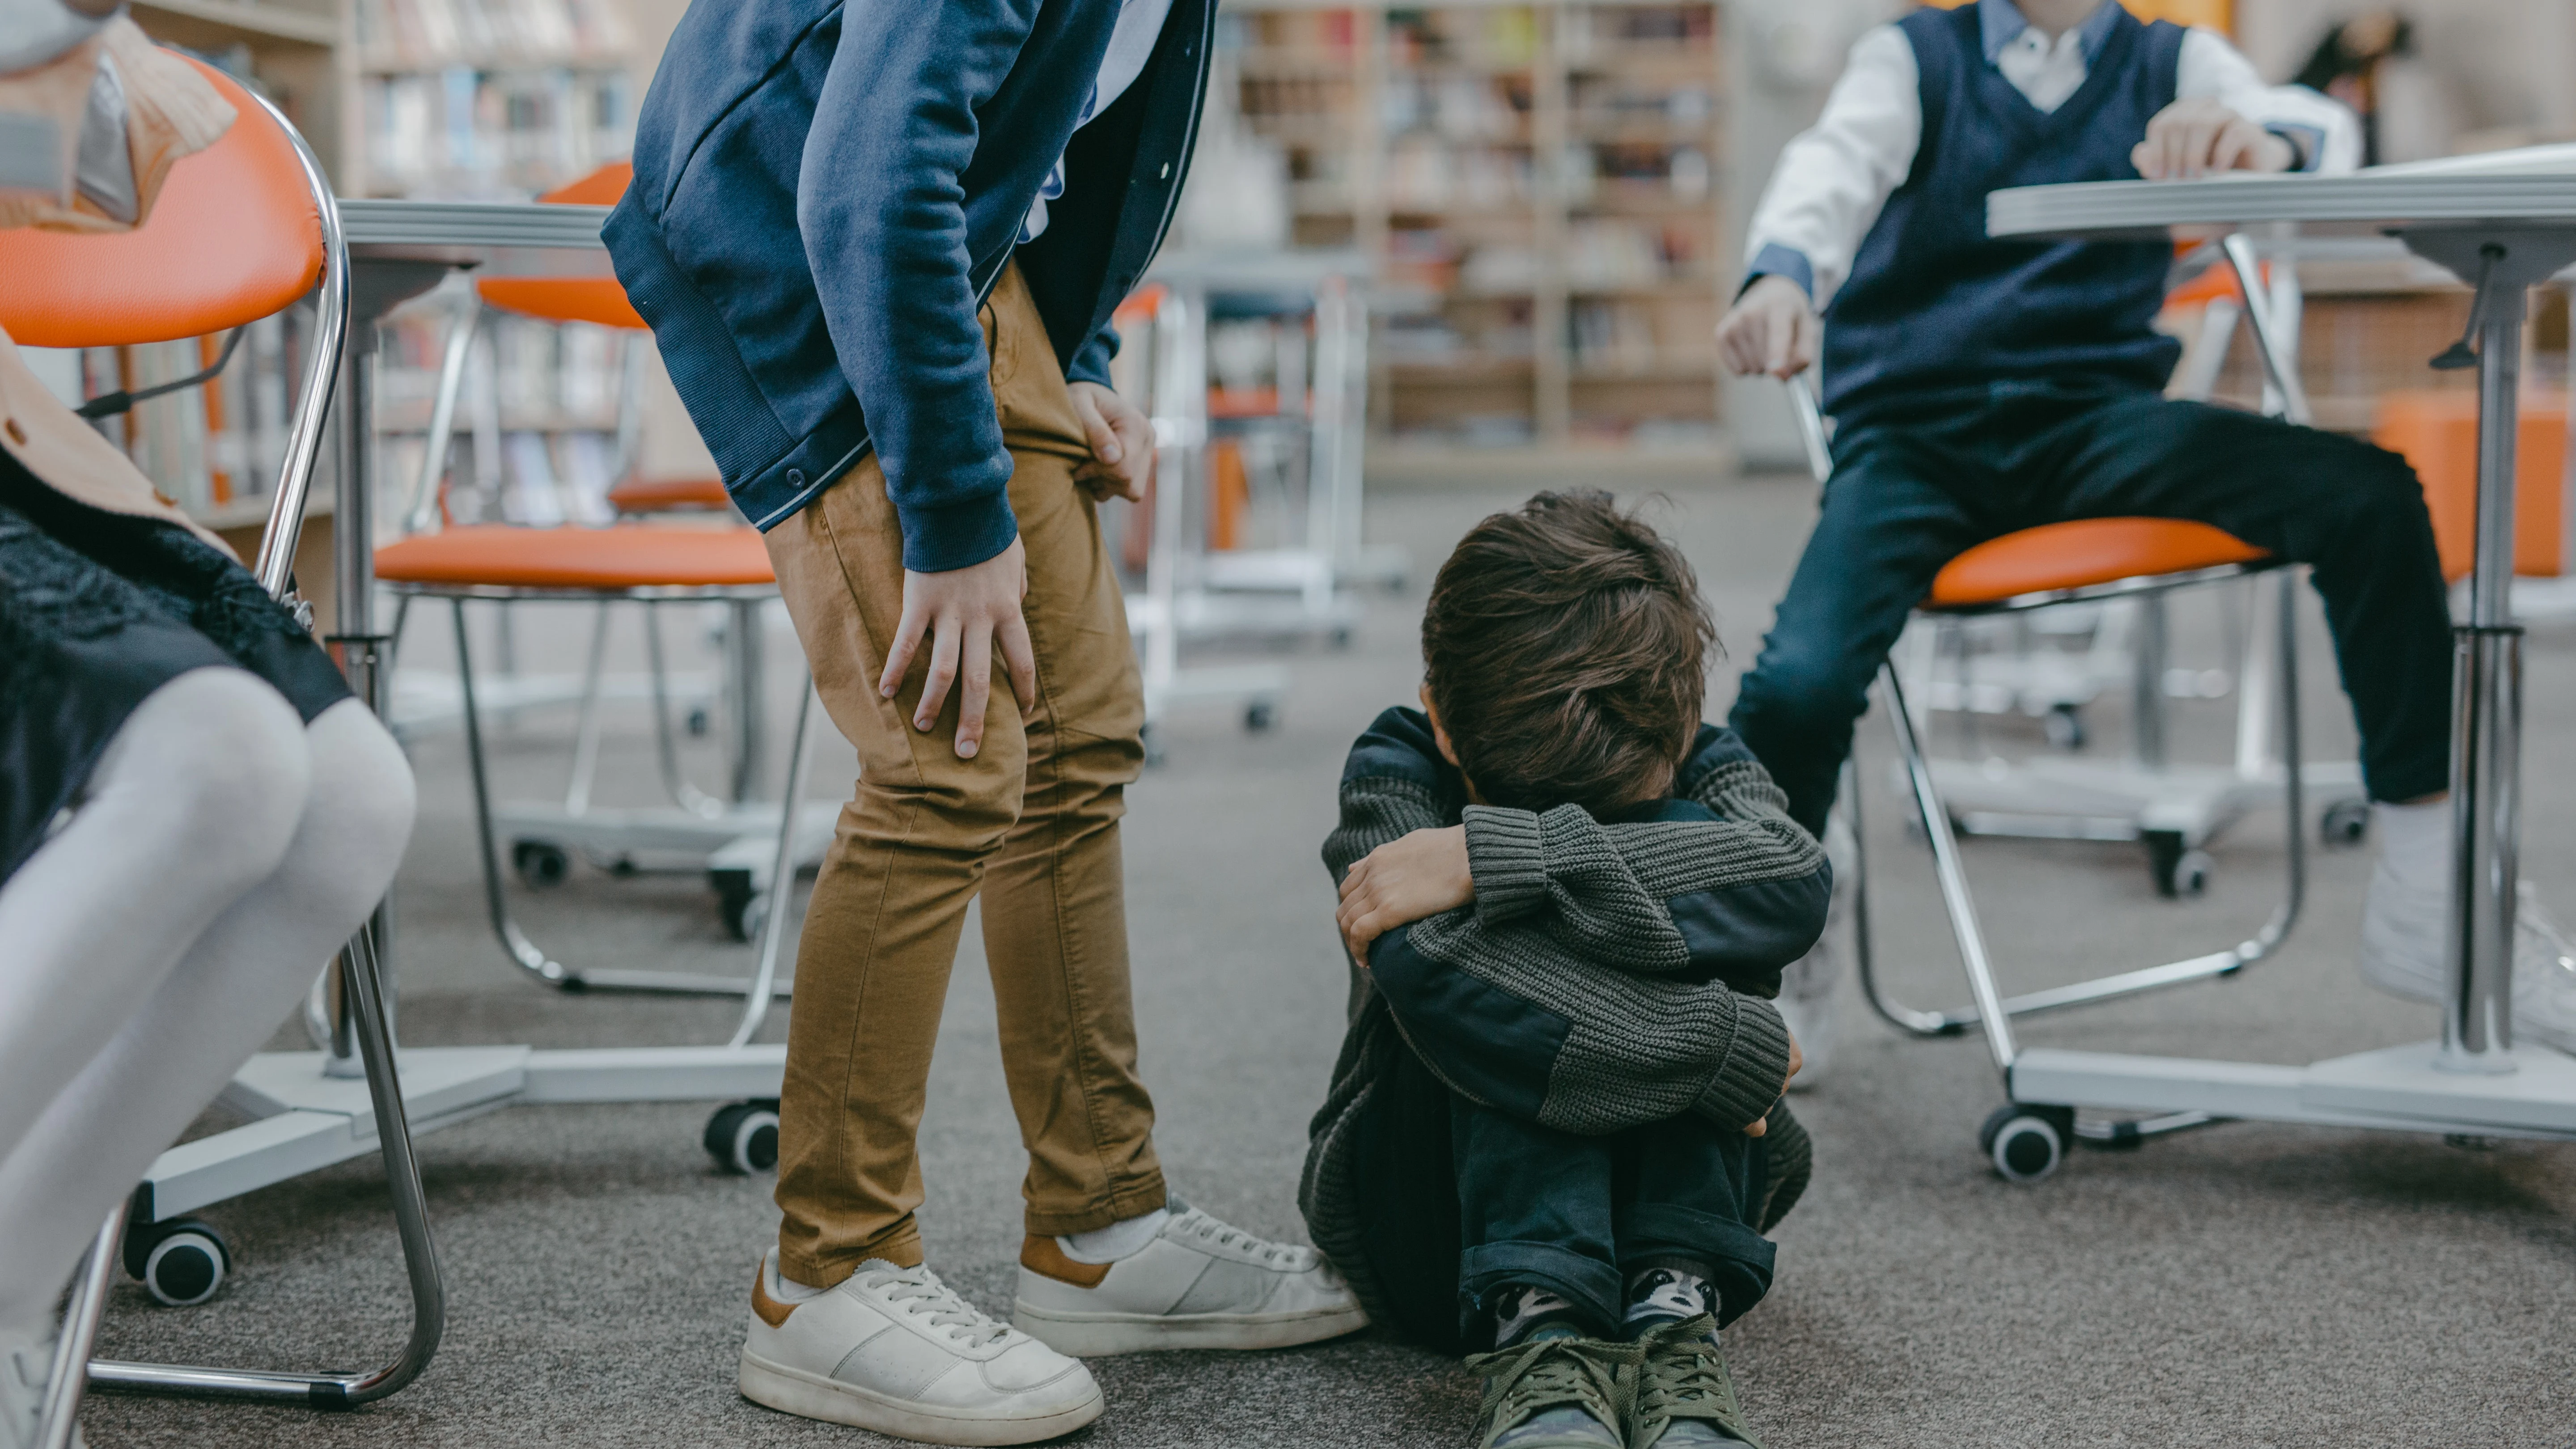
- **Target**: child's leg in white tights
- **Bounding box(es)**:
[0,684,414,1337]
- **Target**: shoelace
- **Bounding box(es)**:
[1633,1322,1743,1437]
[1174,1208,1316,1270]
[1465,1335,1637,1441]
[855,1265,1012,1348]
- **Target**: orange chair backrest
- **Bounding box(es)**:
[476,163,643,329]
[0,59,324,348]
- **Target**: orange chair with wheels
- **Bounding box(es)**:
[375,164,820,993]
[1790,235,2324,1128]
[1,55,445,1425]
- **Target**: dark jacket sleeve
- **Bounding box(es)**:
[798,0,1038,574]
[1066,321,1119,390]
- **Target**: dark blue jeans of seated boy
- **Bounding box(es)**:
[1450,1097,1773,1347]
[1728,381,2457,838]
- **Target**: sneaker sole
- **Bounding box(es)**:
[737,1349,1102,1446]
[1008,1300,1370,1356]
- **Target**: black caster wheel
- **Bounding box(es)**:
[2144,832,2211,899]
[2321,797,2370,849]
[711,869,757,942]
[124,1217,231,1306]
[705,1099,781,1175]
[1244,700,1276,733]
[512,839,571,890]
[2043,702,2087,751]
[733,891,771,944]
[686,705,713,738]
[1979,1105,2072,1184]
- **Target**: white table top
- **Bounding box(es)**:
[1990,171,2576,241]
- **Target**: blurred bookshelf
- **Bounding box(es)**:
[1220,1,1729,470]
[98,0,654,547]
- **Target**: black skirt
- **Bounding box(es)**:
[0,446,352,883]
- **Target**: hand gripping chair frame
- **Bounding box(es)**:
[1803,233,2315,1059]
[35,80,445,1438]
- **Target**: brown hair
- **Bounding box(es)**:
[1421,491,1716,817]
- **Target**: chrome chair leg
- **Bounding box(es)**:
[452,596,804,1000]
[728,681,816,1049]
[34,1212,118,1449]
[90,924,446,1407]
[1860,568,2309,1051]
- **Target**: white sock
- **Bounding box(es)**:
[2374,798,2451,890]
[766,1252,826,1303]
[1059,1207,1170,1265]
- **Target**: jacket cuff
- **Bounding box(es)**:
[1741,243,1815,303]
[1463,805,1550,925]
[894,489,1021,574]
[1696,997,1792,1131]
[1068,324,1120,389]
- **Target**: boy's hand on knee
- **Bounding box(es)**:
[880,536,1039,759]
[2134,97,2295,180]
[1716,275,1818,380]
[1067,381,1152,503]
[1337,825,1473,967]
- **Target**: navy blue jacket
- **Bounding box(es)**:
[604,0,1213,570]
[1820,2,2184,423]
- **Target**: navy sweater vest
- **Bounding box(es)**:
[1820,4,2185,423]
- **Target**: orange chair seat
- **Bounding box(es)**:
[607,476,733,513]
[1927,518,2268,611]
[375,523,774,591]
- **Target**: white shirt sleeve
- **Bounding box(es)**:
[2177,26,2362,175]
[1741,24,1923,309]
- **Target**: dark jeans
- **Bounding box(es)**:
[1350,1042,1786,1354]
[1727,385,2457,836]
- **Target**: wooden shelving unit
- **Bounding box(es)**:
[1224,0,1726,469]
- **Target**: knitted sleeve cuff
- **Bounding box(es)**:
[1463,805,1550,925]
[1696,997,1792,1131]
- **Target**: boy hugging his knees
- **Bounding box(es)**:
[1300,491,1827,1449]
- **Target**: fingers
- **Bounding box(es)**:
[1745,1116,1768,1138]
[1070,385,1124,469]
[915,610,961,733]
[953,615,993,758]
[880,594,928,700]
[1780,303,1817,378]
[996,606,1038,714]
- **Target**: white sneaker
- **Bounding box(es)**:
[738,1250,1102,1446]
[2357,812,2576,1053]
[1010,1203,1368,1356]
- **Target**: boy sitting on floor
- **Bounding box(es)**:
[1302,492,1827,1449]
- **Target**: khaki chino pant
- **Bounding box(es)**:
[762,264,1164,1288]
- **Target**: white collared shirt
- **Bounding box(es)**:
[1745,0,2360,308]
[1020,0,1177,243]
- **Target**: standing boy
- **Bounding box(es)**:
[1717,0,2576,1055]
[607,2,1360,1442]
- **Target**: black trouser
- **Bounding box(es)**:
[1727,384,2456,837]
[1349,1042,1802,1354]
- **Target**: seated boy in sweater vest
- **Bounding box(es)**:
[1717,0,2576,1057]
[1304,492,1826,1449]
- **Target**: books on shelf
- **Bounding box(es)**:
[355,0,632,72]
[355,0,636,198]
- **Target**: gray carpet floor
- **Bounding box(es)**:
[76,476,2576,1447]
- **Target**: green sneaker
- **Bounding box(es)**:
[1629,1316,1759,1449]
[1463,1330,1637,1449]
